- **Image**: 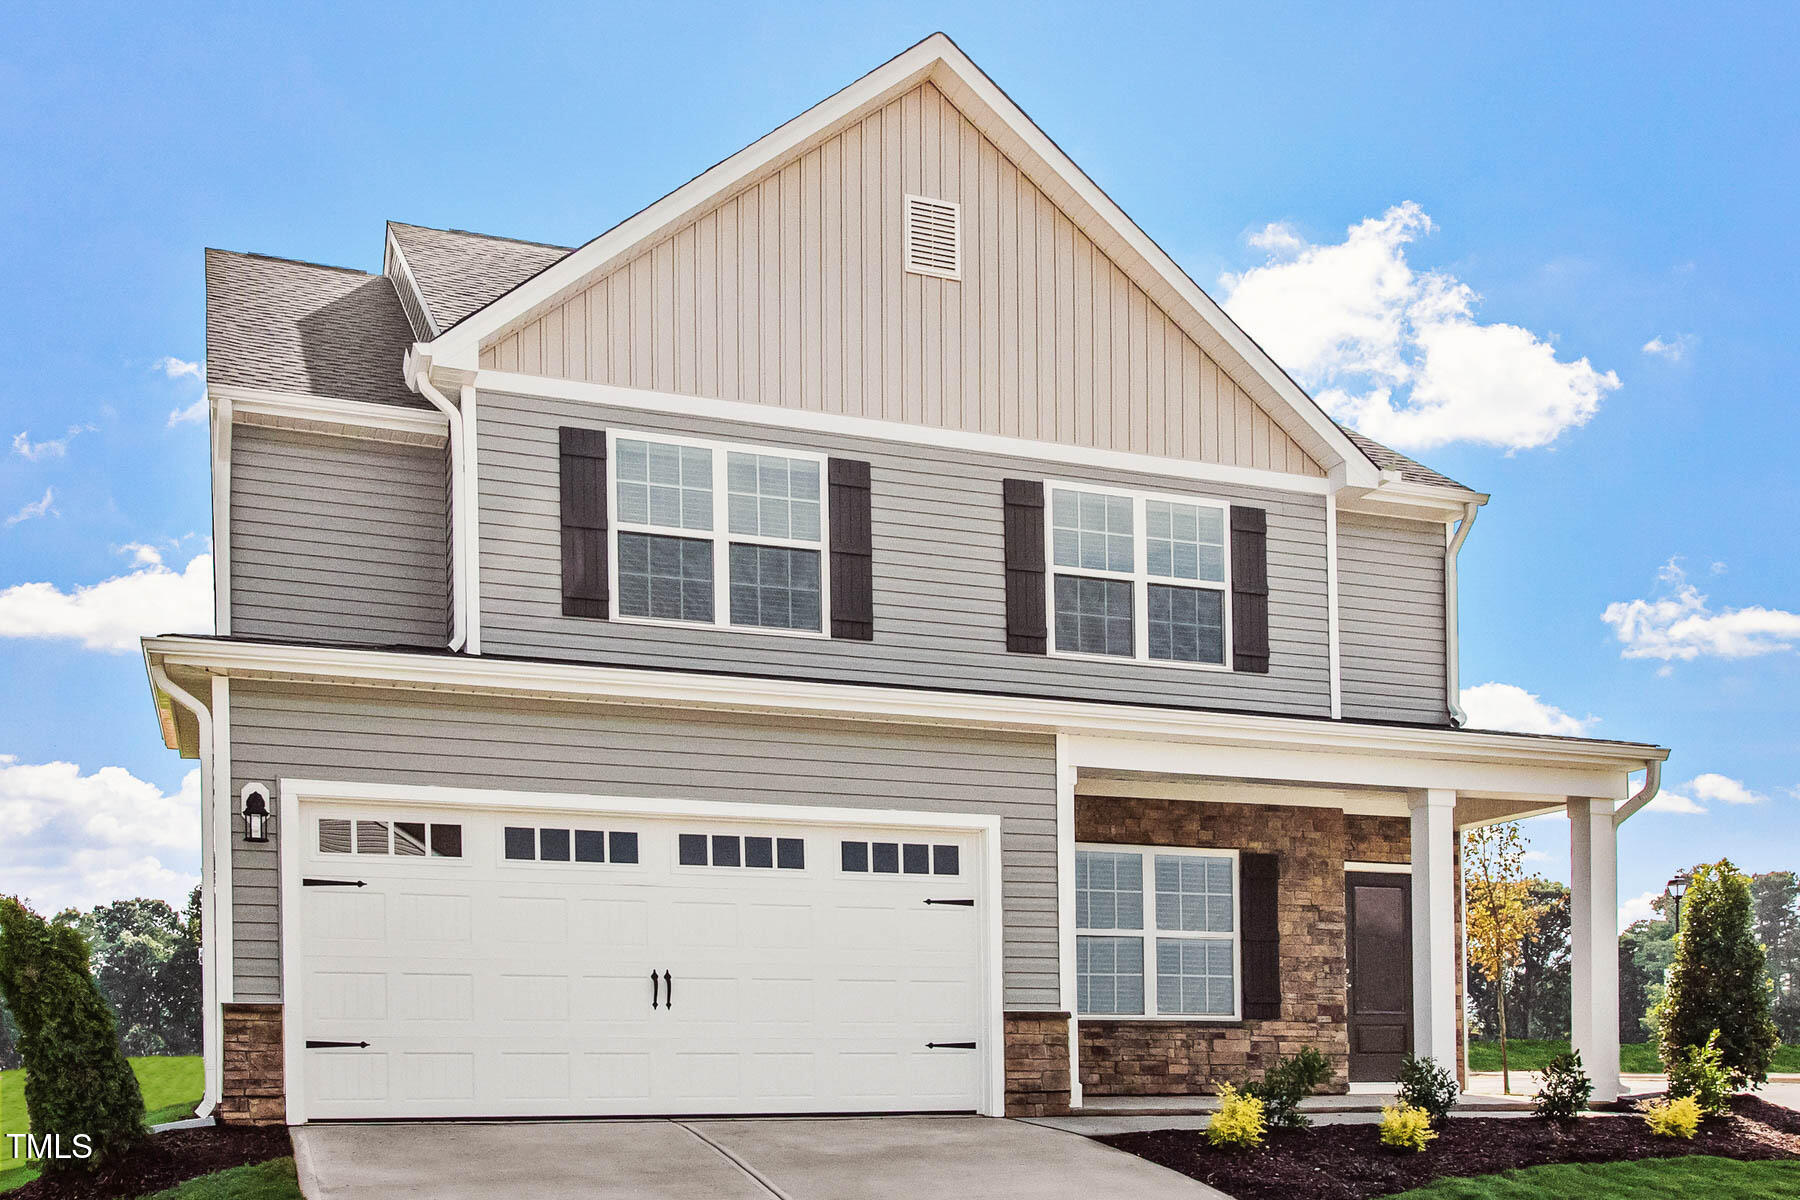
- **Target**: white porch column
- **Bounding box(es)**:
[1055,737,1081,1109]
[1410,789,1458,1068]
[1569,797,1622,1101]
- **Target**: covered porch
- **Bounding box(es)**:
[1054,725,1668,1107]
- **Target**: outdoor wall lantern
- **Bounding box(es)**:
[242,787,271,843]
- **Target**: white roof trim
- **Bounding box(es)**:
[215,384,449,445]
[144,636,1667,789]
[382,228,441,338]
[417,33,1381,487]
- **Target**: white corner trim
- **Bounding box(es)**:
[476,372,1336,498]
[1325,492,1341,720]
[275,777,1009,1120]
[417,34,1377,485]
[1054,736,1080,1109]
[216,384,450,443]
[214,680,235,1005]
[460,384,483,654]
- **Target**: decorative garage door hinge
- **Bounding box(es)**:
[305,1040,370,1049]
[925,1041,978,1050]
[923,898,974,906]
[302,878,368,887]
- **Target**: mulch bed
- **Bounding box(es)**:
[8,1125,291,1200]
[1099,1095,1800,1200]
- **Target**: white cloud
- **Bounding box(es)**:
[0,755,200,912]
[153,356,204,381]
[1642,334,1695,362]
[1603,558,1800,662]
[0,553,212,651]
[115,542,165,567]
[5,487,57,527]
[1620,890,1664,926]
[1646,789,1707,815]
[1459,681,1595,735]
[1218,202,1621,451]
[156,356,208,426]
[12,425,93,461]
[1686,772,1766,806]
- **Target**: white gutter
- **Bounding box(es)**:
[147,662,221,1120]
[406,352,466,651]
[1611,760,1664,826]
[1444,500,1480,727]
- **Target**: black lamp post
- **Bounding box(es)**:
[1666,871,1690,932]
[242,789,271,843]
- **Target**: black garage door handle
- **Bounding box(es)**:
[664,970,673,1009]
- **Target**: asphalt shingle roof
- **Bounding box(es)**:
[1337,426,1470,492]
[204,249,425,409]
[387,222,571,333]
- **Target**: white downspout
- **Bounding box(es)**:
[1444,501,1480,727]
[149,662,220,1120]
[1611,760,1665,827]
[407,354,466,651]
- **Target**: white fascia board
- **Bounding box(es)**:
[144,636,1668,786]
[383,228,441,338]
[477,372,1333,497]
[216,385,450,444]
[417,33,1379,487]
[1337,480,1491,522]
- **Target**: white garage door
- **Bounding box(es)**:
[293,801,989,1119]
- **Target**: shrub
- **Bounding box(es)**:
[1639,1094,1702,1139]
[1246,1046,1336,1130]
[1379,1102,1438,1152]
[0,896,145,1169]
[1533,1049,1593,1121]
[1667,1029,1733,1116]
[1396,1053,1459,1124]
[1205,1083,1267,1151]
[1658,860,1780,1088]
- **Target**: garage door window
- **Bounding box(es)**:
[678,833,804,869]
[840,841,960,876]
[320,818,462,858]
[504,826,640,865]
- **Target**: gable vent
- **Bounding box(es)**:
[904,195,961,280]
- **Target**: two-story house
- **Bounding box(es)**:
[143,34,1668,1126]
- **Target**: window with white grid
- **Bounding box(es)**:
[1075,844,1240,1020]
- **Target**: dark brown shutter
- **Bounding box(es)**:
[559,426,608,618]
[1231,505,1270,673]
[1240,851,1281,1020]
[828,458,873,640]
[1002,479,1047,654]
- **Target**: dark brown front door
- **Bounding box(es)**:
[1346,871,1414,1082]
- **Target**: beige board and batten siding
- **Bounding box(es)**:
[1336,512,1449,724]
[479,82,1324,479]
[227,682,1060,1006]
[229,424,450,647]
[479,390,1334,716]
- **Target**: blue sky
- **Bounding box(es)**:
[2,3,1796,922]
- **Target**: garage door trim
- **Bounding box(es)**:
[275,777,1007,1123]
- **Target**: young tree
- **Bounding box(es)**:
[0,896,146,1168]
[1463,824,1546,1094]
[1658,859,1780,1088]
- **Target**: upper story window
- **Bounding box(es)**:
[1047,483,1231,667]
[611,432,828,636]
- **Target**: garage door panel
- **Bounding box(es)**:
[299,805,988,1119]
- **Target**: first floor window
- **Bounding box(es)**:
[1075,844,1240,1019]
[613,434,827,634]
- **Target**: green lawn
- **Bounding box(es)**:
[137,1158,301,1200]
[0,1054,203,1191]
[1467,1038,1800,1075]
[1384,1156,1800,1198]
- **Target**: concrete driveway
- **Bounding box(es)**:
[291,1115,1225,1200]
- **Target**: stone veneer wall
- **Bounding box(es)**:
[219,1003,285,1125]
[1004,1011,1072,1116]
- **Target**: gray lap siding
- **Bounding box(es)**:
[227,681,1060,1007]
[476,390,1337,718]
[1336,512,1449,725]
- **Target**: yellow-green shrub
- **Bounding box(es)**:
[1639,1094,1701,1139]
[1205,1083,1267,1151]
[1379,1102,1438,1152]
